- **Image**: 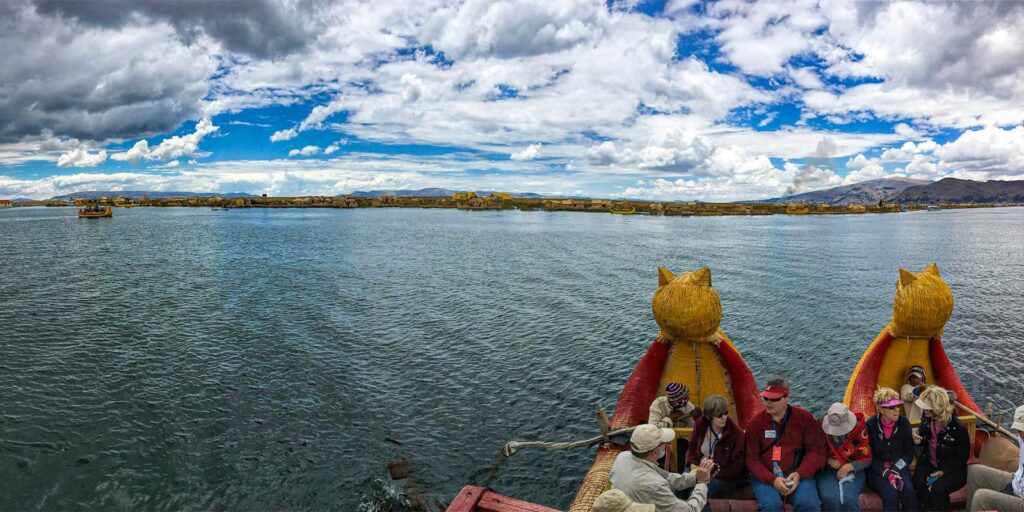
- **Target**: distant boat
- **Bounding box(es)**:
[609,203,636,215]
[78,206,112,218]
[927,205,941,211]
[211,207,229,211]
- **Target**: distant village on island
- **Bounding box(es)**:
[3,177,1024,216]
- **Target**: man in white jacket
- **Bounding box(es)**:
[611,424,715,512]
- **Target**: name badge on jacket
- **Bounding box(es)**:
[765,430,777,439]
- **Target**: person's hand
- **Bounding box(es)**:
[690,406,702,420]
[670,409,687,421]
[695,459,715,484]
[917,383,927,393]
[931,470,943,480]
[827,457,841,470]
[912,431,922,444]
[787,472,801,491]
[837,463,854,479]
[773,477,792,495]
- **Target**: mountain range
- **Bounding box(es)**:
[25,178,1024,204]
[759,177,930,205]
[895,178,1024,204]
[348,188,544,198]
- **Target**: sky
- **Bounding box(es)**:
[2,0,1024,201]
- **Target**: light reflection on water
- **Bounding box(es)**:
[1,206,1022,510]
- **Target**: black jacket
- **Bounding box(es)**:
[865,414,915,474]
[917,415,970,476]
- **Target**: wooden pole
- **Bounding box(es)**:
[953,400,1019,442]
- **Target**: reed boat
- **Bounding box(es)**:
[609,204,637,215]
[78,205,112,218]
[447,264,1020,512]
[842,263,1021,508]
[449,267,765,512]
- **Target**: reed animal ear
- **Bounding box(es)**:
[899,268,916,287]
[692,267,712,287]
[924,263,941,277]
[658,267,676,286]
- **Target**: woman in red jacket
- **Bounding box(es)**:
[686,395,746,505]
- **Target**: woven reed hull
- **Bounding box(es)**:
[567,335,762,512]
[842,324,981,417]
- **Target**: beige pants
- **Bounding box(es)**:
[968,464,1024,512]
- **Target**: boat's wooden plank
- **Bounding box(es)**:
[446,485,486,512]
[477,492,561,512]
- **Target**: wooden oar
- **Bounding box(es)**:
[500,426,636,458]
[953,400,1019,443]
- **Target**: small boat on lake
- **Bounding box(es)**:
[928,205,941,211]
[609,203,637,215]
[446,264,1019,512]
[78,205,112,218]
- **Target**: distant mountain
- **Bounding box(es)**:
[348,188,543,198]
[48,191,258,200]
[895,178,1024,204]
[758,177,931,205]
[11,197,37,203]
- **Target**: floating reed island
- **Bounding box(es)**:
[16,192,1017,215]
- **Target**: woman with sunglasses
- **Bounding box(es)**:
[912,386,969,512]
[865,387,918,511]
[685,395,746,508]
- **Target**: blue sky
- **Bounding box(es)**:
[2,0,1024,200]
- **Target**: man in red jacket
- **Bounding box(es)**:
[745,377,826,512]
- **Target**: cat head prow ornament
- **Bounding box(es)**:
[890,263,954,338]
[652,267,722,343]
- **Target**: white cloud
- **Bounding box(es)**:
[842,154,887,184]
[270,128,298,142]
[57,147,108,167]
[933,125,1024,176]
[510,143,542,161]
[111,119,219,162]
[288,145,322,157]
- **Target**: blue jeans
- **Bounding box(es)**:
[751,476,821,512]
[816,469,865,511]
[866,467,917,511]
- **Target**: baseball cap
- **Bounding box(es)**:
[630,424,675,452]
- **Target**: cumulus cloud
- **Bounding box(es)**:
[510,143,542,161]
[56,147,107,167]
[111,119,219,162]
[288,145,321,157]
[270,128,298,142]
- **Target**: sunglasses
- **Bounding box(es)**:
[879,405,900,410]
[762,395,787,402]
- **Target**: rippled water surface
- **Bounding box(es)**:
[2,206,1022,511]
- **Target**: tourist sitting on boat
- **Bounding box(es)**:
[610,424,715,512]
[966,404,1024,512]
[650,382,700,429]
[685,395,746,504]
[744,377,825,512]
[912,385,970,511]
[650,382,700,467]
[592,489,655,512]
[816,403,871,512]
[901,365,928,422]
[865,387,918,512]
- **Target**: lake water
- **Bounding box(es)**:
[1,206,1022,510]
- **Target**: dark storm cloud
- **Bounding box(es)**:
[0,1,215,143]
[33,0,330,59]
